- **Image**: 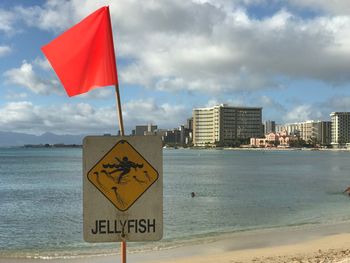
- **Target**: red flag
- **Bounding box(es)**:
[41,6,118,97]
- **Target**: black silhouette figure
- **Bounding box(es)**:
[102,156,143,184]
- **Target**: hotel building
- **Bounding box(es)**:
[300,121,332,145]
[264,120,276,134]
[330,112,350,147]
[319,121,332,146]
[276,121,331,146]
[193,104,263,147]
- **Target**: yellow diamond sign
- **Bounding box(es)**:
[87,139,159,211]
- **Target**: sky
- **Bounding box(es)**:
[1,0,350,135]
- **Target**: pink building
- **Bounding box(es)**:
[250,137,268,147]
[266,132,278,142]
[250,131,292,148]
[279,131,290,147]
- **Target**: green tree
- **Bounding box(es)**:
[290,137,307,148]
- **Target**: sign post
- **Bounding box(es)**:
[40,6,156,262]
[115,82,126,263]
[83,135,163,259]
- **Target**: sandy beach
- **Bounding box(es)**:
[1,222,350,263]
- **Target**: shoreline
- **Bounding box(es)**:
[164,146,350,151]
[3,145,349,152]
[2,221,350,262]
[222,147,350,151]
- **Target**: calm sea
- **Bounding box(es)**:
[0,147,350,258]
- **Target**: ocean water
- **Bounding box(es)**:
[0,147,350,258]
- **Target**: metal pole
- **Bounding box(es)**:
[121,240,126,263]
[114,83,126,263]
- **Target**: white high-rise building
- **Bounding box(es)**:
[276,123,301,136]
[300,121,319,142]
[193,104,262,147]
[330,112,350,147]
[300,120,331,145]
[275,121,331,145]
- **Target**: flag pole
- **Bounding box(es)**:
[121,240,126,263]
[115,84,125,136]
[114,83,126,263]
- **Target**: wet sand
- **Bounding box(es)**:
[1,222,350,263]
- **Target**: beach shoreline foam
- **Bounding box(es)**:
[1,221,350,262]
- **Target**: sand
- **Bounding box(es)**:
[150,234,350,263]
[1,223,350,263]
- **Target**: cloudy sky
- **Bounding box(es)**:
[1,0,350,135]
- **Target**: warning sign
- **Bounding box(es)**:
[83,136,163,242]
[87,140,159,211]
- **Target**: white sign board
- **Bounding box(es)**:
[83,136,163,242]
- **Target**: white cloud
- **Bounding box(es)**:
[205,98,245,107]
[0,102,40,126]
[3,60,62,95]
[289,0,350,15]
[0,101,116,134]
[78,87,114,99]
[8,0,350,97]
[5,92,28,100]
[111,1,350,91]
[0,45,11,57]
[33,57,52,71]
[4,57,118,99]
[14,3,77,32]
[320,96,350,112]
[259,95,286,112]
[0,9,16,33]
[262,9,293,29]
[123,98,189,130]
[285,105,323,123]
[206,99,221,107]
[0,99,189,134]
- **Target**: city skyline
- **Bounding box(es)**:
[1,1,350,135]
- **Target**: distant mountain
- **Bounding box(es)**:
[0,131,86,147]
